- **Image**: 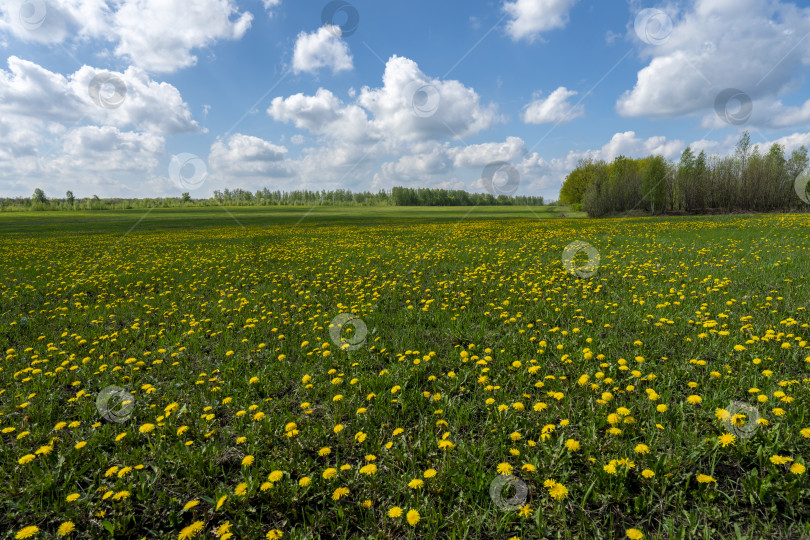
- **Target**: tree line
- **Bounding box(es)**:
[4,186,543,211]
[390,186,544,206]
[560,132,810,217]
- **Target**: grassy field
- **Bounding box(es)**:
[1,206,808,539]
[0,205,578,234]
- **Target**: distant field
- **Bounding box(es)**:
[1,208,808,539]
[0,205,579,234]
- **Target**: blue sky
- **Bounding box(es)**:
[1,0,810,200]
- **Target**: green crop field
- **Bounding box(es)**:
[1,207,809,540]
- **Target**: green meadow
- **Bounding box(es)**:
[1,207,808,539]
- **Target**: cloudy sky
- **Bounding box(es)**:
[1,0,810,200]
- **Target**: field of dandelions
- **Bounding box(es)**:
[1,208,809,539]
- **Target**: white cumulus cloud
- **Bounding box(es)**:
[618,0,810,129]
[503,0,578,42]
[567,131,685,163]
[268,88,377,144]
[0,56,200,134]
[450,137,527,168]
[271,56,500,148]
[0,0,253,73]
[112,0,253,73]
[209,133,294,177]
[522,87,584,124]
[293,25,353,74]
[55,125,164,173]
[356,55,500,143]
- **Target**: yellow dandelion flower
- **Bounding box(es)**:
[770,455,793,465]
[406,509,420,526]
[634,444,650,455]
[178,521,205,540]
[717,433,736,447]
[388,506,403,518]
[548,482,568,500]
[214,521,232,537]
[57,521,75,536]
[359,464,378,475]
[15,526,39,539]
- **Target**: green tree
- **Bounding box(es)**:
[694,150,708,210]
[32,188,47,204]
[735,131,752,173]
[786,146,809,186]
[560,158,606,205]
[676,147,696,211]
[642,155,668,214]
